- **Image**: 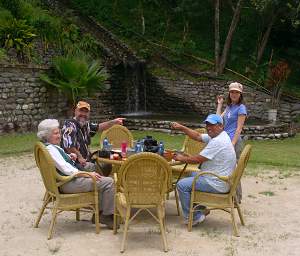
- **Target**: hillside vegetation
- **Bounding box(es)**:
[69,0,300,95]
[0,0,299,95]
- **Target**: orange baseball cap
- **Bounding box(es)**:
[76,101,90,111]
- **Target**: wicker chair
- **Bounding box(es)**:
[100,124,134,149]
[34,142,100,239]
[113,152,171,253]
[187,144,252,236]
[171,128,207,215]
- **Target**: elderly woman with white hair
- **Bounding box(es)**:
[37,119,115,229]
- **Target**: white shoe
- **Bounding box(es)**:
[184,214,205,226]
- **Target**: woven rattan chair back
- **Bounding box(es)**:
[119,152,171,206]
[229,144,252,197]
[115,152,171,252]
[100,125,134,148]
[182,128,206,155]
[34,142,59,196]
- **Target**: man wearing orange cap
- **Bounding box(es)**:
[61,101,125,175]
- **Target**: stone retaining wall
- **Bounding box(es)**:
[0,64,114,133]
[147,77,300,123]
[0,64,299,138]
[124,119,294,140]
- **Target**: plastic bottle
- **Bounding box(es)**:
[140,139,144,152]
[135,141,142,153]
[158,141,164,156]
[103,137,109,150]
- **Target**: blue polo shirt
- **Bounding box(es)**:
[224,104,247,140]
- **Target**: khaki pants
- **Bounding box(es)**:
[60,176,114,215]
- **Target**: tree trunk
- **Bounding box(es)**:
[256,12,277,65]
[214,0,220,74]
[218,0,244,74]
[226,0,236,12]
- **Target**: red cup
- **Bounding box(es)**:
[121,141,127,157]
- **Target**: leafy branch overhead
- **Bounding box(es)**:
[40,56,109,106]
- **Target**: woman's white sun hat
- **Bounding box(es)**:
[229,82,243,93]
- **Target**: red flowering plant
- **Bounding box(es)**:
[267,60,291,109]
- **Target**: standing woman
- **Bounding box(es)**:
[216,82,247,203]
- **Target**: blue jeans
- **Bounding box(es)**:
[177,172,220,221]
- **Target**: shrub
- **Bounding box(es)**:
[40,55,109,106]
[0,0,22,18]
[0,18,36,62]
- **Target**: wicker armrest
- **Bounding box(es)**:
[191,171,229,190]
[114,172,118,184]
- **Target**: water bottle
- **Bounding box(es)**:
[158,141,164,156]
[140,139,144,152]
[135,141,142,153]
[103,137,109,150]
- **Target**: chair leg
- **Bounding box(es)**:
[76,209,80,221]
[187,204,194,232]
[230,204,239,237]
[95,209,100,234]
[236,203,245,226]
[157,207,168,252]
[42,191,49,202]
[113,213,118,234]
[95,194,100,234]
[174,188,181,216]
[120,206,131,253]
[47,205,58,240]
[34,195,51,228]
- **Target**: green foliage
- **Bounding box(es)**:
[0,0,22,18]
[69,0,300,94]
[20,1,61,48]
[40,55,109,106]
[0,8,13,24]
[0,48,8,61]
[0,18,36,61]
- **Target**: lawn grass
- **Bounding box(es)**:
[0,131,185,157]
[1,131,299,175]
[246,134,300,168]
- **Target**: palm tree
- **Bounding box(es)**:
[41,55,109,107]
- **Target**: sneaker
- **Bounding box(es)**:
[91,211,102,224]
[184,214,205,226]
[100,214,114,230]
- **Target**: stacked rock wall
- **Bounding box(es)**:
[146,77,299,123]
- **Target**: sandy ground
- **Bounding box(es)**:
[0,154,300,256]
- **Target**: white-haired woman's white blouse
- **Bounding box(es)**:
[46,144,79,176]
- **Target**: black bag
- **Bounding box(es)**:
[143,136,159,153]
